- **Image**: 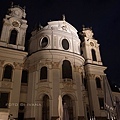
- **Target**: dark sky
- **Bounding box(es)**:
[0,0,120,86]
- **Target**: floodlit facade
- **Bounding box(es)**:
[0,4,119,120]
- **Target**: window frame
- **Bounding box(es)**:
[2,64,13,81]
[0,92,10,108]
[62,60,72,80]
[98,97,104,110]
[9,29,18,45]
[42,95,49,120]
[96,77,102,89]
[91,49,97,61]
[40,66,47,81]
[21,70,28,84]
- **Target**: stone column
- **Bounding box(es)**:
[51,63,60,119]
[25,67,36,119]
[0,60,4,80]
[9,63,22,118]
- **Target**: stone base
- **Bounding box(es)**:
[96,117,107,120]
[78,116,85,120]
[24,118,35,120]
[51,116,59,120]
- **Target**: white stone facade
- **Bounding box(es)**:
[0,4,119,120]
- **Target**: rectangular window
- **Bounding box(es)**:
[0,92,9,108]
[96,78,101,88]
[21,70,28,84]
[84,78,88,90]
[99,98,104,110]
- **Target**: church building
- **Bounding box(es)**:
[0,4,119,120]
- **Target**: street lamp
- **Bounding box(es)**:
[115,85,120,92]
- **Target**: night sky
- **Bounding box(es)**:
[0,0,120,87]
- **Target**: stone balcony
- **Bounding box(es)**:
[21,84,28,93]
[0,80,13,89]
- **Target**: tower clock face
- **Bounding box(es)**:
[90,42,94,46]
[12,21,19,27]
[14,10,20,16]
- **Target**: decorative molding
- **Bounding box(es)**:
[0,81,12,89]
[82,90,88,99]
[62,80,75,92]
[13,62,23,69]
[37,86,51,93]
[74,65,82,72]
[28,64,37,72]
[62,25,67,31]
[20,85,27,93]
[86,73,95,79]
[36,87,51,100]
[37,82,50,88]
[52,62,59,69]
[0,60,5,66]
[4,23,11,26]
[100,75,106,80]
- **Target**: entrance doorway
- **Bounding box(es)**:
[62,95,74,120]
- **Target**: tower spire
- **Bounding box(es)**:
[11,1,13,8]
[62,14,65,21]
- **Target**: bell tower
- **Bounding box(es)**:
[80,27,107,119]
[0,3,28,50]
[0,3,28,119]
[80,27,102,65]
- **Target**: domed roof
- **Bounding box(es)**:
[30,19,81,55]
[43,20,78,38]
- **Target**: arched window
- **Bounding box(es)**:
[21,70,28,83]
[40,66,47,80]
[3,65,13,80]
[41,37,48,48]
[91,49,97,61]
[62,60,72,79]
[96,77,101,88]
[63,95,74,120]
[9,29,18,45]
[42,95,49,120]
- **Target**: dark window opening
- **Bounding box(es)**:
[21,70,28,84]
[91,49,97,61]
[19,102,25,111]
[18,112,24,120]
[40,66,47,80]
[41,37,48,48]
[81,49,83,55]
[96,77,101,88]
[86,105,90,120]
[0,92,9,108]
[9,29,18,45]
[42,95,49,120]
[3,65,13,79]
[84,78,88,90]
[62,60,72,79]
[99,98,104,110]
[62,39,69,50]
[19,105,25,111]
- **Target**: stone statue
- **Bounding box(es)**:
[8,114,15,120]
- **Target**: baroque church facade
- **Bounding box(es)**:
[0,4,119,120]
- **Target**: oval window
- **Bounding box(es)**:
[62,39,69,50]
[41,37,48,48]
